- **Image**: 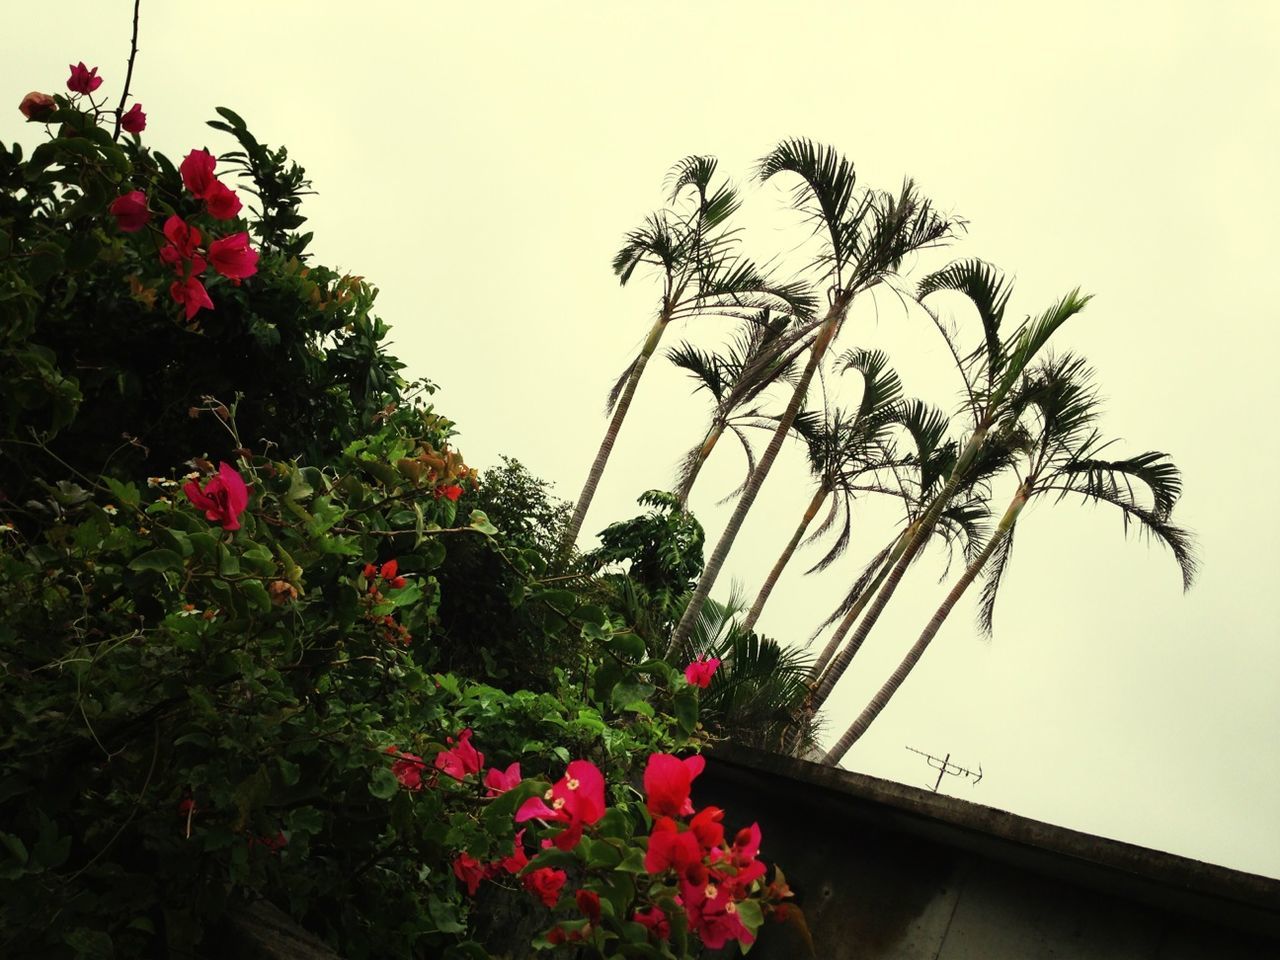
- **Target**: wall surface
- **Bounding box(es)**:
[696,749,1280,959]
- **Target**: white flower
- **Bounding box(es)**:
[103,504,118,516]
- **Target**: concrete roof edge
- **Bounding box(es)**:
[706,743,1280,917]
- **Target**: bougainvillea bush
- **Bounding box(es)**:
[0,62,797,958]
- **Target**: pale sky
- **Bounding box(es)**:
[10,2,1279,878]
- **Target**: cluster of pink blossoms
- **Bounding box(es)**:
[109,147,259,321]
[384,728,772,951]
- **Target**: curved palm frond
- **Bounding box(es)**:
[757,138,860,282]
[918,258,1012,380]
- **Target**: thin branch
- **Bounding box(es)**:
[112,0,143,141]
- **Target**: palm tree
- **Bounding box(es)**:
[674,589,818,753]
[666,310,812,508]
[556,156,816,563]
[739,348,905,633]
[666,140,954,657]
[801,261,1090,713]
[823,354,1197,763]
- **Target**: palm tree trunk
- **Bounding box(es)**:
[823,487,1027,764]
[804,424,990,714]
[557,315,668,563]
[741,483,830,633]
[665,306,844,659]
[675,416,726,508]
[808,535,902,681]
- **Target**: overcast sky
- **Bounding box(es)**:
[10,1,1279,878]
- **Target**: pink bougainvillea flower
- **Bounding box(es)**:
[385,746,427,791]
[19,91,55,122]
[484,761,522,797]
[731,822,762,867]
[634,905,670,941]
[690,805,725,851]
[684,883,754,951]
[120,102,146,133]
[210,232,258,280]
[453,852,488,897]
[684,655,721,689]
[643,753,705,818]
[180,149,218,199]
[182,461,251,530]
[163,215,203,260]
[169,276,214,321]
[575,889,601,923]
[434,728,484,781]
[67,62,103,95]
[500,829,529,875]
[644,816,703,875]
[522,866,566,909]
[514,759,606,851]
[204,179,243,220]
[437,483,463,502]
[108,191,151,233]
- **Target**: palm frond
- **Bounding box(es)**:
[991,288,1093,406]
[757,138,859,279]
[976,523,1018,635]
[917,258,1012,380]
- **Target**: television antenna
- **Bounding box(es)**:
[905,746,983,794]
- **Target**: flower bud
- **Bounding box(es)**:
[18,91,55,121]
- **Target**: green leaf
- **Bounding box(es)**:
[103,477,140,509]
[217,543,240,577]
[607,632,646,661]
[468,509,497,535]
[427,897,468,935]
[127,549,183,573]
[369,766,400,800]
[240,579,271,613]
[615,847,646,873]
[673,685,699,736]
[611,681,656,715]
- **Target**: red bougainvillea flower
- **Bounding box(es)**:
[634,905,670,941]
[108,191,151,233]
[361,563,377,579]
[575,889,601,923]
[453,852,488,896]
[644,816,703,876]
[385,746,427,791]
[685,883,754,951]
[180,149,218,199]
[515,759,606,850]
[67,62,103,95]
[204,179,243,220]
[120,102,146,133]
[377,559,406,589]
[209,232,258,280]
[18,91,55,121]
[169,276,214,321]
[437,483,463,502]
[522,867,566,909]
[501,829,529,875]
[643,753,705,817]
[182,461,251,530]
[684,655,721,688]
[484,761,522,797]
[434,729,484,781]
